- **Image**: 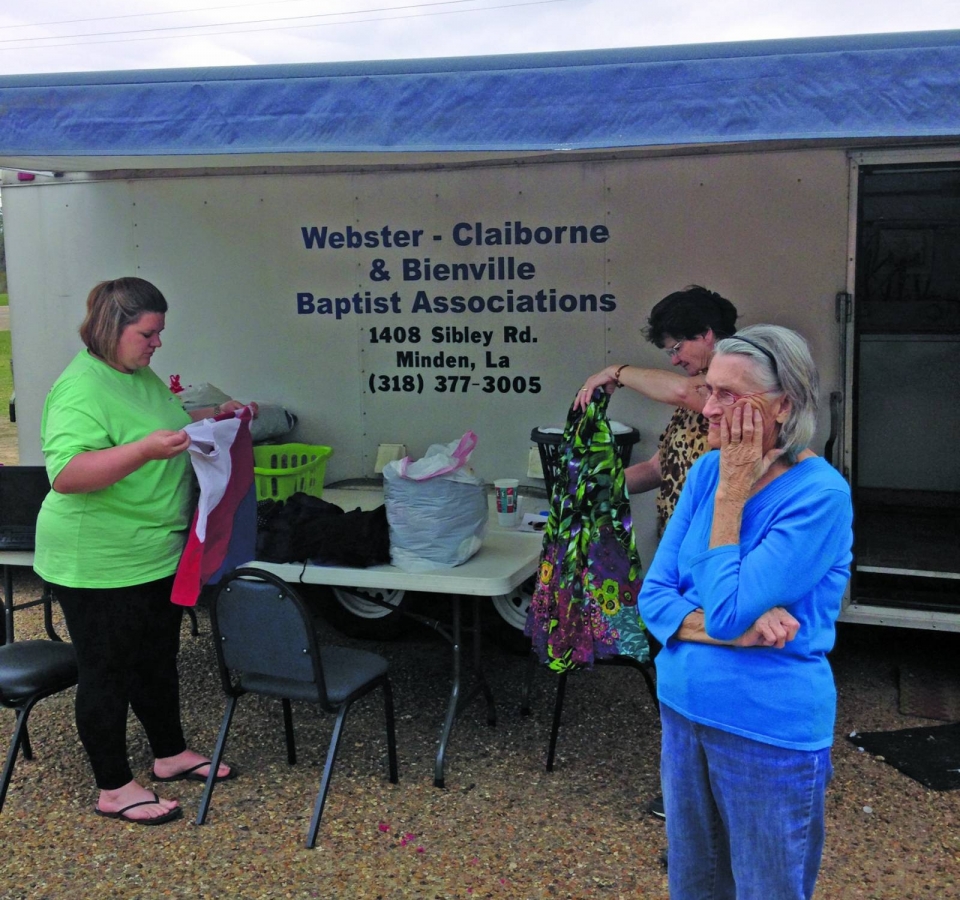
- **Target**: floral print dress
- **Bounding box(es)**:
[525,389,649,672]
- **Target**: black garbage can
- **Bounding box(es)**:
[530,425,640,498]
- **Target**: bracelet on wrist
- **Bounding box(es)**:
[213,404,222,416]
[614,364,630,387]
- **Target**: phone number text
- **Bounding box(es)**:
[368,374,543,394]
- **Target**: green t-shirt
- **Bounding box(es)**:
[35,350,193,588]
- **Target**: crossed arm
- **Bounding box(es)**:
[676,606,800,649]
[649,404,802,649]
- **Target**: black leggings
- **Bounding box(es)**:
[54,576,188,790]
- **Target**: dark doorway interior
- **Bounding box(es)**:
[853,164,960,611]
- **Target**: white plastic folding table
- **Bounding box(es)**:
[246,487,542,788]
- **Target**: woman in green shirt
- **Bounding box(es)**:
[36,277,255,825]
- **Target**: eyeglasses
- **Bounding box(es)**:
[693,384,778,407]
[665,340,684,358]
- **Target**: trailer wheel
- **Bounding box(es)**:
[487,576,535,653]
[325,587,408,639]
[323,580,535,649]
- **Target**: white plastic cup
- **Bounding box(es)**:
[494,478,521,526]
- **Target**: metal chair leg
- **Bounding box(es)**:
[640,662,659,713]
[195,694,238,826]
[382,679,399,784]
[542,657,656,774]
[546,671,568,772]
[42,584,64,642]
[306,703,350,849]
[18,712,33,761]
[282,699,297,765]
[520,650,538,716]
[0,696,38,814]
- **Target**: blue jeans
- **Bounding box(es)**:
[661,703,833,900]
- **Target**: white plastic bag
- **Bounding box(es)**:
[177,381,233,411]
[383,432,488,572]
[175,381,297,443]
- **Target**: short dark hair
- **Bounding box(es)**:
[643,285,739,347]
[79,278,168,365]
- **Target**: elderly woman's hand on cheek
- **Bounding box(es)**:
[718,402,783,498]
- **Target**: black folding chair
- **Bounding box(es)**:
[0,591,78,813]
[195,567,398,848]
[520,646,659,771]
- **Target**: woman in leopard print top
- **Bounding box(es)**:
[576,286,739,537]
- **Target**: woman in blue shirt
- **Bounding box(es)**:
[638,325,853,900]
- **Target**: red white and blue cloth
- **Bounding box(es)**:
[171,406,257,607]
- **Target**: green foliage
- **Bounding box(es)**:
[0,293,8,307]
[0,332,12,401]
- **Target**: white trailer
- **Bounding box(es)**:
[1,31,958,634]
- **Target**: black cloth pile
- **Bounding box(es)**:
[256,492,390,568]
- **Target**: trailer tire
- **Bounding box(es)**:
[486,576,535,654]
[320,579,535,649]
[323,586,408,640]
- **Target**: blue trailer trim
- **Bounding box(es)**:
[1,31,959,158]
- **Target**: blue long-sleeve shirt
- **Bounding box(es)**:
[639,452,852,750]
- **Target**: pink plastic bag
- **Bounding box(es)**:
[396,431,479,482]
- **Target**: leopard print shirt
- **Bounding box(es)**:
[655,406,710,538]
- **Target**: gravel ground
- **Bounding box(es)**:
[0,570,958,900]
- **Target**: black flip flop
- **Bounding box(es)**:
[152,761,238,783]
[95,792,183,826]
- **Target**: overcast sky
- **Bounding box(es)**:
[0,0,958,76]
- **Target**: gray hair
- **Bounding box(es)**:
[713,324,819,464]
